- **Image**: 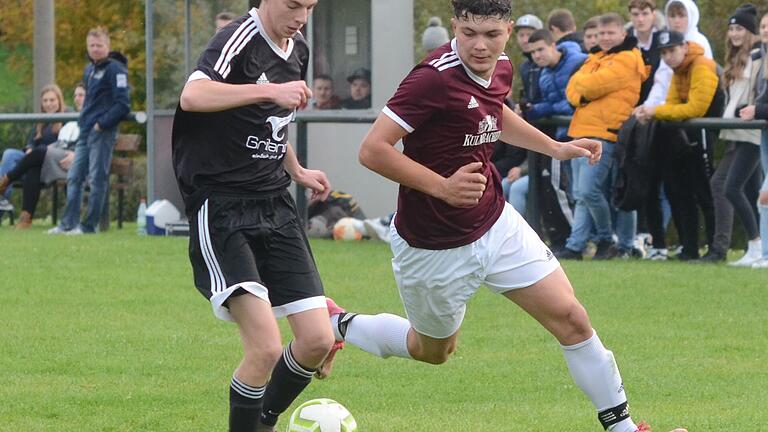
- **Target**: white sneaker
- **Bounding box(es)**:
[363,218,390,243]
[65,226,84,236]
[728,239,762,267]
[752,259,768,269]
[646,247,668,261]
[46,226,66,235]
[0,198,12,211]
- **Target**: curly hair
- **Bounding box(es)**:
[451,0,512,20]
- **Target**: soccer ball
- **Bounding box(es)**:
[287,398,357,432]
[332,217,363,241]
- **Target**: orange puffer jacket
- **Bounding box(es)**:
[654,42,718,121]
[566,36,649,142]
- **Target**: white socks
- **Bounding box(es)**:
[333,313,412,359]
[562,331,637,432]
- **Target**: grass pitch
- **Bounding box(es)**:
[0,225,765,431]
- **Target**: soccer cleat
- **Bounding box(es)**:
[363,218,390,243]
[635,421,688,432]
[315,297,346,379]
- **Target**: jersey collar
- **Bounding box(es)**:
[249,8,295,61]
[451,38,492,89]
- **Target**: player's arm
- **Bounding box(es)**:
[284,143,331,201]
[500,104,601,165]
[359,115,486,208]
[180,79,311,112]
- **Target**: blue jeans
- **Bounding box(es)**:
[567,140,617,251]
[504,175,529,215]
[1,148,25,199]
[59,128,117,232]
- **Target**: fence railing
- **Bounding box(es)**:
[0,112,148,124]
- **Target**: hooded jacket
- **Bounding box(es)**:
[654,41,718,121]
[528,41,587,139]
[79,51,131,132]
[720,44,763,145]
[566,35,649,142]
[664,0,713,59]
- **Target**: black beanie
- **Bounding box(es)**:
[729,4,758,35]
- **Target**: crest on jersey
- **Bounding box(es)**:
[477,115,498,134]
[266,112,295,141]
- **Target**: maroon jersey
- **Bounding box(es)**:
[383,39,513,250]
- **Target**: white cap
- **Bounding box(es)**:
[515,14,543,30]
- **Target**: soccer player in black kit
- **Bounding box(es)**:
[171,1,335,431]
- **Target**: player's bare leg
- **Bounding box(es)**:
[504,268,687,432]
[229,294,284,432]
[256,307,334,430]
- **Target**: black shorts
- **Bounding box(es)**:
[188,191,325,321]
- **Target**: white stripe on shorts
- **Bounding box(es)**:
[197,200,227,293]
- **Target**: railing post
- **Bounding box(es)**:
[296,120,309,226]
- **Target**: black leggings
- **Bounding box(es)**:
[6,146,46,215]
[724,142,763,240]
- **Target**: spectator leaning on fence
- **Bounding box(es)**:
[715,5,764,267]
[513,13,544,111]
[635,31,719,261]
[0,84,65,217]
[558,13,648,261]
[739,11,768,269]
[49,26,130,235]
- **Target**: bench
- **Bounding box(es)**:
[0,133,141,229]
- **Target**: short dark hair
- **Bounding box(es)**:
[75,82,86,91]
[451,0,512,20]
[628,0,655,12]
[528,29,555,45]
[216,11,236,21]
[599,12,626,29]
[547,9,576,33]
[314,74,333,82]
[583,16,600,31]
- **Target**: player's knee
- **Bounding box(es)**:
[414,343,456,365]
[557,302,592,343]
[294,332,334,363]
[243,343,283,374]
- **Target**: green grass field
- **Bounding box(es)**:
[1,225,766,431]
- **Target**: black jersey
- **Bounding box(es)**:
[172,8,309,215]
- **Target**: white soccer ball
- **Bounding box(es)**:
[287,398,357,432]
[332,217,363,241]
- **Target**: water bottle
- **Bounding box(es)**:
[137,198,147,235]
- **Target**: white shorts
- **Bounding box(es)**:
[390,203,560,339]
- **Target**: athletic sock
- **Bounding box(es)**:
[561,331,637,432]
[229,374,266,432]
[260,342,316,427]
[336,313,412,359]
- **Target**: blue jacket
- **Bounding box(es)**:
[79,51,130,132]
[528,41,586,139]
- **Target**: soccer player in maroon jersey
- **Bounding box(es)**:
[325,1,686,431]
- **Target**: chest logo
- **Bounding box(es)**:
[266,112,294,141]
[467,96,479,109]
[256,73,270,85]
[463,114,501,147]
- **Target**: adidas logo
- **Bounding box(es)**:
[467,96,479,109]
[256,73,270,85]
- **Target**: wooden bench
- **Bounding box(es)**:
[1,133,141,229]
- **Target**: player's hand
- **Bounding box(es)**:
[293,167,331,201]
[555,139,602,166]
[439,162,487,208]
[271,81,313,110]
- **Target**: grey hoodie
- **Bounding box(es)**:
[665,0,713,59]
